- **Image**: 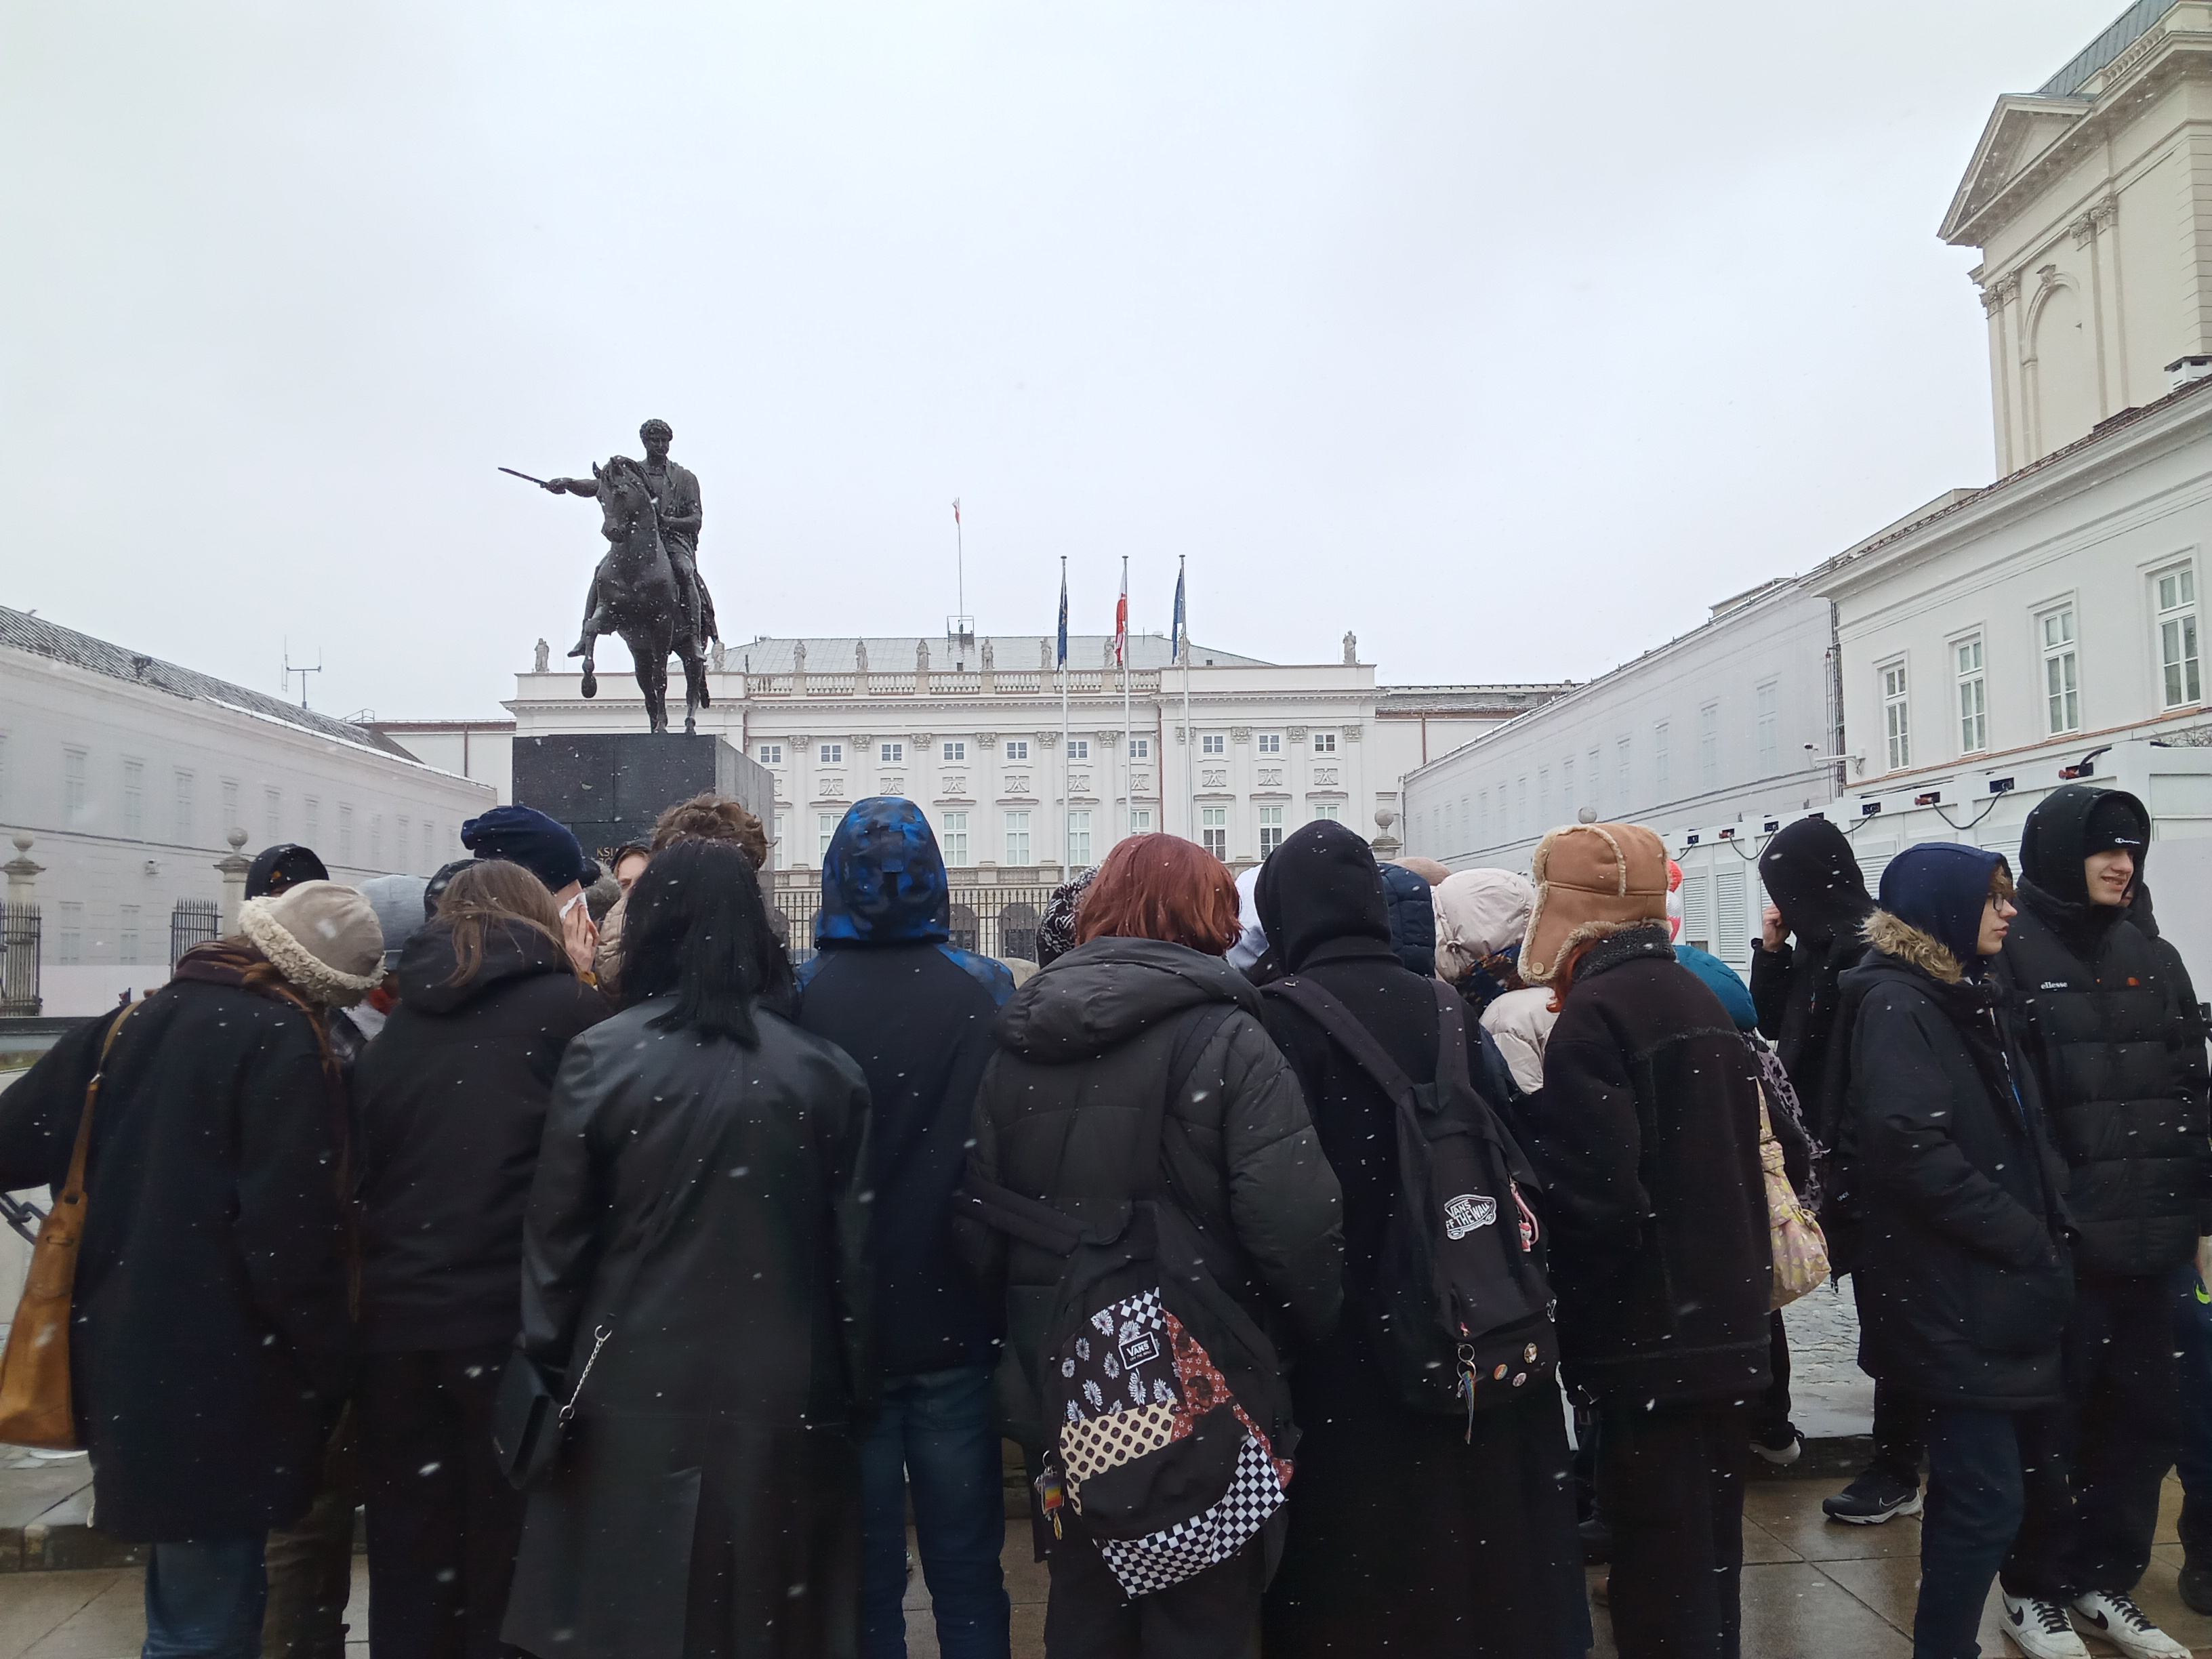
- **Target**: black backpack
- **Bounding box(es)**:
[1261,975,1558,1423]
[955,1005,1296,1598]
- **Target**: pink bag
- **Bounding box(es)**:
[1759,1086,1829,1310]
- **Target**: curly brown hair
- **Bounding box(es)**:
[649,793,768,868]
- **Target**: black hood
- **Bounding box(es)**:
[2021,783,2148,907]
[1757,816,1872,942]
[396,918,572,1015]
[2129,881,2161,941]
[994,936,1258,1064]
[1256,820,1393,974]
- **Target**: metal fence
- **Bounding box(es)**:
[0,903,41,1017]
[170,899,220,965]
[772,884,1057,968]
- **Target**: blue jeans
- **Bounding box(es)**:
[860,1364,1010,1659]
[1915,1407,2062,1659]
[142,1536,267,1659]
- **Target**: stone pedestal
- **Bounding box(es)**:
[512,735,775,857]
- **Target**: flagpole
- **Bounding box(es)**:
[1059,556,1071,869]
[1120,556,1132,842]
[1178,556,1192,843]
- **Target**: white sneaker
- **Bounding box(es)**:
[2001,1591,2090,1659]
[2069,1590,2190,1659]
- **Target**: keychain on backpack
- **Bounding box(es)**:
[1456,1344,1480,1443]
[1033,1463,1067,1540]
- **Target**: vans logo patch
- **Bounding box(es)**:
[1443,1193,1498,1240]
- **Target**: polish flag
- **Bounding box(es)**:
[1114,568,1128,668]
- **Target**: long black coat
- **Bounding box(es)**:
[1524,925,1772,1406]
[0,979,353,1540]
[1252,843,1584,1659]
[352,919,609,1353]
[1832,913,2073,1409]
[500,996,874,1659]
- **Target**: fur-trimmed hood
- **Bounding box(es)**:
[1862,909,1967,985]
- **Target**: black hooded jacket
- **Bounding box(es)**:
[795,798,1014,1377]
[1748,816,1874,1146]
[353,918,611,1351]
[1832,888,2072,1410]
[960,935,1344,1442]
[1993,785,2212,1277]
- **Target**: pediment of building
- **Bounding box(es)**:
[1941,96,2092,246]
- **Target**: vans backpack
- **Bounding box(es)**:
[956,1005,1296,1598]
[1261,975,1558,1427]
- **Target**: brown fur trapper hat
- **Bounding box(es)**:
[1520,822,1671,985]
[238,880,386,1006]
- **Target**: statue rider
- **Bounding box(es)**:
[544,419,710,658]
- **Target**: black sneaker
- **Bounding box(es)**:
[2179,1556,2212,1617]
[1820,1466,1923,1525]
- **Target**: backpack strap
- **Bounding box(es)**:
[1260,975,1422,1114]
[1130,1002,1242,1202]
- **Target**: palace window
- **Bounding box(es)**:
[123,760,144,839]
[1310,802,1340,823]
[338,804,354,861]
[818,814,840,861]
[758,743,783,766]
[2157,562,2201,708]
[1881,662,1910,769]
[1201,733,1225,756]
[64,747,87,825]
[304,797,320,845]
[2039,606,2080,734]
[941,811,969,865]
[1258,805,1284,855]
[1200,806,1227,859]
[1067,810,1092,867]
[1652,722,1670,798]
[1005,739,1029,762]
[1616,737,1632,807]
[1699,701,1721,789]
[942,741,967,763]
[1311,731,1336,754]
[1067,739,1089,762]
[119,905,140,967]
[1130,808,1154,834]
[879,741,904,764]
[174,770,194,844]
[818,742,844,765]
[1257,733,1282,755]
[1561,756,1576,816]
[1955,636,1987,754]
[1004,811,1031,865]
[1128,737,1151,760]
[1756,681,1778,776]
[265,788,283,842]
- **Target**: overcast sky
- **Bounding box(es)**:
[1,1,2117,718]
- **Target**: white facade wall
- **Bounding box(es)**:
[1399,582,1840,875]
[504,646,1395,872]
[1818,383,2212,792]
[0,647,495,990]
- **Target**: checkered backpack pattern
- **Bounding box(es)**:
[957,1005,1298,1597]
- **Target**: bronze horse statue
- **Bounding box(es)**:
[577,457,711,735]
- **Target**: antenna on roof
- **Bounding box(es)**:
[282,641,324,710]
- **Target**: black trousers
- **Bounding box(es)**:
[1751,1312,1793,1438]
[357,1345,527,1659]
[2003,1273,2182,1600]
[1918,1406,2064,1659]
[1597,1400,1747,1659]
[1042,1527,1265,1658]
[1872,1383,1929,1483]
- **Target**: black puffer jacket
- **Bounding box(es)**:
[1835,912,2072,1409]
[1749,815,1876,1148]
[961,936,1344,1443]
[352,918,611,1351]
[1524,925,1772,1406]
[1994,785,2212,1277]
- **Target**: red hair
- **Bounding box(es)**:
[1073,834,1242,956]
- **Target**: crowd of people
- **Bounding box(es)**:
[0,779,2204,1659]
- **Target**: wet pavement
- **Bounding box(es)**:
[4,1469,2206,1654]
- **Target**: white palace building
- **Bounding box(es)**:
[382,632,1566,891]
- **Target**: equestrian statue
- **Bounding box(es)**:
[526,418,720,735]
